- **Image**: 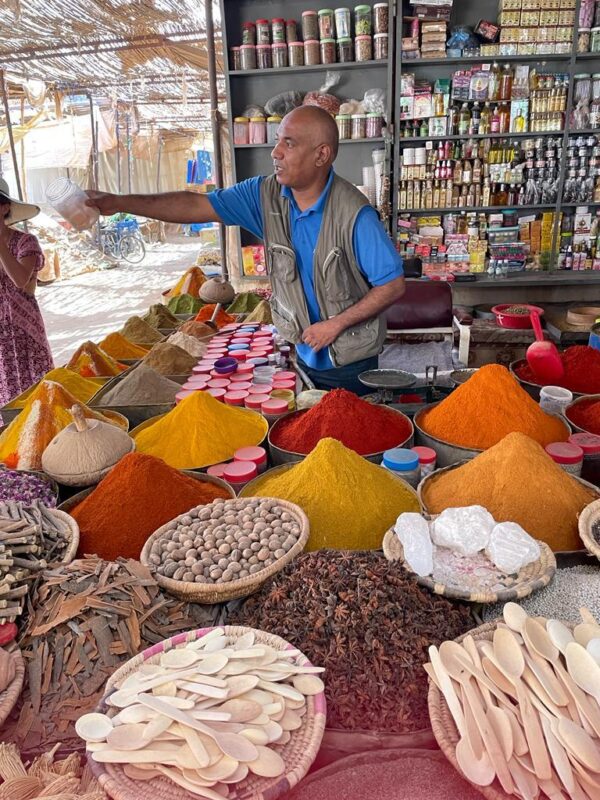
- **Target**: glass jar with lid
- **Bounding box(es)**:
[382,448,421,488]
[374,32,388,60]
[320,38,336,64]
[271,18,285,43]
[302,10,319,41]
[354,4,372,35]
[286,19,298,43]
[233,117,250,145]
[267,116,282,144]
[334,7,351,39]
[241,21,256,45]
[240,44,257,70]
[272,42,288,68]
[289,41,305,66]
[256,19,270,45]
[351,113,367,139]
[256,44,272,69]
[230,47,241,70]
[318,9,335,39]
[592,27,600,52]
[366,112,384,138]
[355,34,372,61]
[575,73,593,105]
[337,37,353,62]
[249,117,267,145]
[304,39,320,65]
[373,3,389,34]
[336,114,351,139]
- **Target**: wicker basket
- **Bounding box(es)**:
[578,498,600,560]
[0,648,25,728]
[88,625,327,800]
[140,497,309,603]
[382,527,556,604]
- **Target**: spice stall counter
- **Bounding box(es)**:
[451,271,600,307]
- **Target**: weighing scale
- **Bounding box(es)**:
[358,366,454,415]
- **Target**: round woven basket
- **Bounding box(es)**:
[88,625,327,800]
[140,497,310,603]
[578,497,600,560]
[0,648,25,728]
[382,527,556,604]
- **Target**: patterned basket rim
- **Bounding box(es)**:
[578,498,600,561]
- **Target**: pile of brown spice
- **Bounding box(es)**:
[230,550,474,733]
[142,341,197,375]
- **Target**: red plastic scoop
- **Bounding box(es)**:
[525,312,564,385]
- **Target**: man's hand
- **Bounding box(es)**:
[302,319,343,352]
[85,190,121,216]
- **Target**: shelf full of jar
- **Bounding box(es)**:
[229,59,389,77]
[402,54,573,66]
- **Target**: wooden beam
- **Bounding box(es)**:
[0,69,24,201]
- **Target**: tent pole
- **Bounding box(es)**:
[0,69,24,201]
[115,104,121,193]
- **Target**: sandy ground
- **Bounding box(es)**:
[38,241,215,364]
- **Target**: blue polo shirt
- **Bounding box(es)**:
[208,171,403,369]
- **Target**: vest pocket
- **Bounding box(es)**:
[268,244,297,282]
[329,317,382,367]
[270,296,302,343]
[322,247,353,302]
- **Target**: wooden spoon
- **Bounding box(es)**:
[507,756,538,800]
[565,642,600,704]
[540,714,575,794]
[503,603,529,633]
[555,717,600,772]
[455,735,495,787]
[587,639,600,665]
[247,745,286,778]
[574,624,600,649]
[546,620,574,656]
[579,608,599,626]
[427,646,466,737]
[487,706,513,762]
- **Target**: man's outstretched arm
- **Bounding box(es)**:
[86,190,223,224]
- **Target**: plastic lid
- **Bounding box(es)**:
[230,350,248,361]
[272,42,287,48]
[412,446,437,465]
[242,21,256,27]
[287,19,297,24]
[352,113,367,118]
[232,336,252,342]
[367,111,383,116]
[223,461,258,483]
[336,114,352,119]
[382,448,419,472]
[272,17,285,23]
[207,463,228,478]
[240,44,256,49]
[184,378,209,389]
[355,34,372,39]
[304,38,319,45]
[208,378,230,389]
[321,38,336,43]
[373,3,388,6]
[230,371,254,382]
[545,442,584,465]
[235,446,267,465]
[337,38,352,43]
[272,380,296,390]
[302,9,318,15]
[234,116,250,122]
[229,343,250,351]
[248,383,273,394]
[237,364,256,375]
[262,398,289,414]
[224,391,249,406]
[267,116,283,122]
[289,41,304,46]
[319,9,334,14]
[228,381,252,391]
[192,364,213,374]
[250,116,266,122]
[245,394,271,409]
[374,32,388,37]
[256,19,269,24]
[256,43,271,49]
[249,357,269,366]
[207,388,226,401]
[569,432,600,455]
[176,389,196,404]
[355,5,371,12]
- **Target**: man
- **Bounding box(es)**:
[87,105,405,393]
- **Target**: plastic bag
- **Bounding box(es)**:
[363,88,386,116]
[296,390,328,410]
[241,104,266,118]
[447,25,478,50]
[486,522,541,574]
[339,99,362,115]
[394,513,433,577]
[431,505,495,556]
[303,70,342,115]
[264,91,304,117]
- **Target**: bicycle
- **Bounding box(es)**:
[99,218,146,264]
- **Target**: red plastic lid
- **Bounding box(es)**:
[207,388,226,401]
[207,348,228,355]
[176,389,196,404]
[223,461,258,483]
[228,381,251,391]
[207,463,228,478]
[208,378,230,389]
[230,350,248,361]
[272,18,285,23]
[545,442,584,464]
[237,364,255,375]
[412,446,437,464]
[192,364,213,375]
[287,19,297,24]
[276,371,296,382]
[235,446,267,465]
[224,391,249,406]
[242,21,256,27]
[302,9,317,15]
[183,379,208,390]
[569,432,600,455]
[231,370,254,381]
[262,398,288,414]
[256,18,269,24]
[248,383,273,394]
[272,380,296,391]
[245,394,271,409]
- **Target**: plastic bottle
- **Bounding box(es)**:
[488,63,502,102]
[411,446,437,477]
[45,178,99,231]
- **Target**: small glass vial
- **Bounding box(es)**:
[351,113,367,139]
[240,44,257,70]
[233,116,250,145]
[256,19,270,45]
[256,44,272,69]
[382,448,421,488]
[230,47,241,70]
[267,115,282,143]
[545,442,584,477]
[288,41,305,66]
[320,38,336,64]
[249,117,267,144]
[223,461,258,494]
[354,4,372,35]
[272,42,288,68]
[411,446,437,477]
[271,18,286,43]
[334,7,351,39]
[336,113,352,139]
[302,9,319,41]
[366,113,383,138]
[374,32,388,60]
[241,21,256,45]
[286,19,298,43]
[318,8,335,39]
[304,39,320,65]
[337,37,353,62]
[373,3,389,34]
[355,34,372,62]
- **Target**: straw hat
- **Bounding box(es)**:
[0,178,40,225]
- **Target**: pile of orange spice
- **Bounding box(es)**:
[194,305,236,329]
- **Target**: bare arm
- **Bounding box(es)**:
[302,276,406,351]
[0,238,37,290]
[86,190,224,224]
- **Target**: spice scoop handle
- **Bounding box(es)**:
[525,312,564,384]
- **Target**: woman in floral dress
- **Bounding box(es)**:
[0,178,53,407]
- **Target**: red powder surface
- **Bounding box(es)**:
[516,345,600,394]
[567,397,600,436]
[271,389,413,456]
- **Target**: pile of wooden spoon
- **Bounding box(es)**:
[76,627,325,799]
[428,603,600,800]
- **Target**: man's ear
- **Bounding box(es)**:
[314,144,331,167]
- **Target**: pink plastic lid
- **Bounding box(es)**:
[237,364,256,375]
[207,349,228,356]
[207,463,228,478]
[276,371,296,382]
[183,379,208,390]
[192,364,213,375]
[210,369,229,379]
[248,384,273,394]
[231,336,252,343]
[230,350,248,361]
[221,324,241,331]
[224,391,249,406]
[208,378,230,389]
[545,442,584,465]
[176,389,196,404]
[223,461,258,483]
[569,432,600,455]
[234,446,267,466]
[245,394,271,409]
[272,380,295,391]
[229,381,252,391]
[262,398,288,415]
[231,370,254,381]
[412,446,437,464]
[207,388,226,401]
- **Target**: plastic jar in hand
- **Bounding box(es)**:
[272,18,286,43]
[241,21,256,45]
[289,41,305,66]
[320,38,336,64]
[351,113,367,139]
[304,39,320,65]
[318,8,335,39]
[256,44,272,69]
[256,19,271,44]
[286,19,298,43]
[240,44,257,70]
[337,37,354,61]
[334,7,351,39]
[249,117,267,144]
[374,32,388,60]
[302,10,319,41]
[355,34,372,61]
[233,117,250,145]
[373,3,389,34]
[272,42,288,67]
[336,114,352,139]
[366,112,384,138]
[354,4,372,35]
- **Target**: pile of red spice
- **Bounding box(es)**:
[515,345,600,394]
[72,452,230,561]
[271,389,413,456]
[194,305,236,329]
[567,397,600,436]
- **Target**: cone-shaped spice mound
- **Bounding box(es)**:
[66,341,126,378]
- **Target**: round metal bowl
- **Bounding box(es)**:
[449,368,478,387]
[565,393,600,436]
[413,404,482,468]
[509,359,587,402]
[267,406,415,466]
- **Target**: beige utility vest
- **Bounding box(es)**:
[260,173,386,368]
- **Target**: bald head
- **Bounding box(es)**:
[283,106,340,160]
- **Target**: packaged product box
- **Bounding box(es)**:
[422,31,447,43]
[401,72,416,96]
[413,93,433,117]
[400,96,415,119]
[537,42,557,54]
[429,116,449,136]
[481,44,500,56]
[499,10,520,25]
[521,10,540,24]
[421,41,446,52]
[518,43,537,54]
[556,27,572,42]
[559,9,575,24]
[242,245,267,277]
[499,43,518,55]
[402,37,420,51]
[501,0,522,11]
[540,9,559,24]
[555,42,571,53]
